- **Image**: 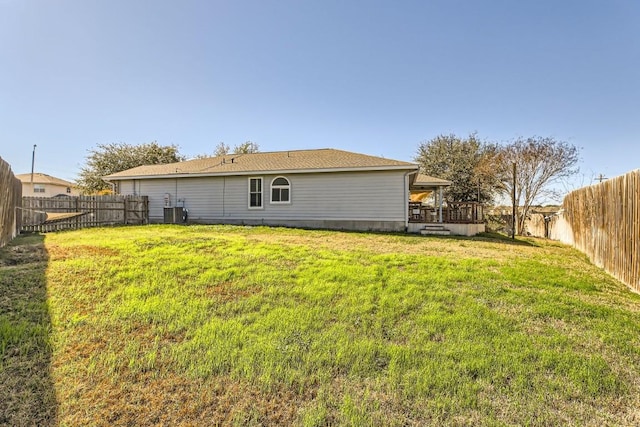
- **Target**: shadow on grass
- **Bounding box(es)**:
[179,223,539,248]
[399,232,539,247]
[468,231,540,246]
[334,227,539,247]
[0,234,57,425]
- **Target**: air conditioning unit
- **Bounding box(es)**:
[163,207,184,224]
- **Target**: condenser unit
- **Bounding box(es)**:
[163,207,184,224]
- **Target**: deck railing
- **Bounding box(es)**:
[409,202,484,224]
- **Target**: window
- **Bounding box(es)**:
[33,184,45,193]
[271,176,290,204]
[66,187,71,194]
[248,177,263,208]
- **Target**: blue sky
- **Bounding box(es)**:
[1,0,638,194]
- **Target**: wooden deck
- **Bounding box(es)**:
[409,202,484,224]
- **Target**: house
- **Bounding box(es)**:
[16,173,80,197]
[104,148,485,235]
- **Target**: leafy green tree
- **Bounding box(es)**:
[496,136,579,235]
[77,141,184,194]
[415,133,498,203]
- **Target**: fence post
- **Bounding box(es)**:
[123,196,128,225]
[512,162,516,239]
[74,196,79,230]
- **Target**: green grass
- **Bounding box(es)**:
[2,225,640,425]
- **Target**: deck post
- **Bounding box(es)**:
[438,187,443,223]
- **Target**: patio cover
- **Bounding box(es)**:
[409,174,452,223]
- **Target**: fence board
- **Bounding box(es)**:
[561,170,639,293]
[523,170,639,293]
[21,195,148,232]
[0,157,22,247]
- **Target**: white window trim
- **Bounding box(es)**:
[248,177,263,209]
[270,176,291,205]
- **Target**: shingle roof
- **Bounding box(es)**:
[15,173,76,187]
[104,148,418,180]
[412,173,452,186]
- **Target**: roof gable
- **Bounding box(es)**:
[15,173,76,187]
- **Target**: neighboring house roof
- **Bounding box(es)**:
[15,173,77,187]
[411,174,452,187]
[104,148,419,180]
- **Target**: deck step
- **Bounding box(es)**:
[420,225,451,236]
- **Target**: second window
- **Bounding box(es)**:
[270,176,290,203]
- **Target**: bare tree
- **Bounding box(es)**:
[214,142,231,157]
[497,136,580,235]
[231,141,260,154]
[193,141,259,159]
[192,142,230,159]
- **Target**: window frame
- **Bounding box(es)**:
[270,176,291,205]
[248,177,263,209]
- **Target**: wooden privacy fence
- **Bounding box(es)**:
[0,157,22,247]
[21,195,149,232]
[562,170,639,293]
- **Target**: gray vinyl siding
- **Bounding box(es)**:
[118,180,143,196]
[259,171,405,220]
[118,181,134,195]
[117,170,409,224]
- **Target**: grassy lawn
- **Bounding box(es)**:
[1,225,640,426]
